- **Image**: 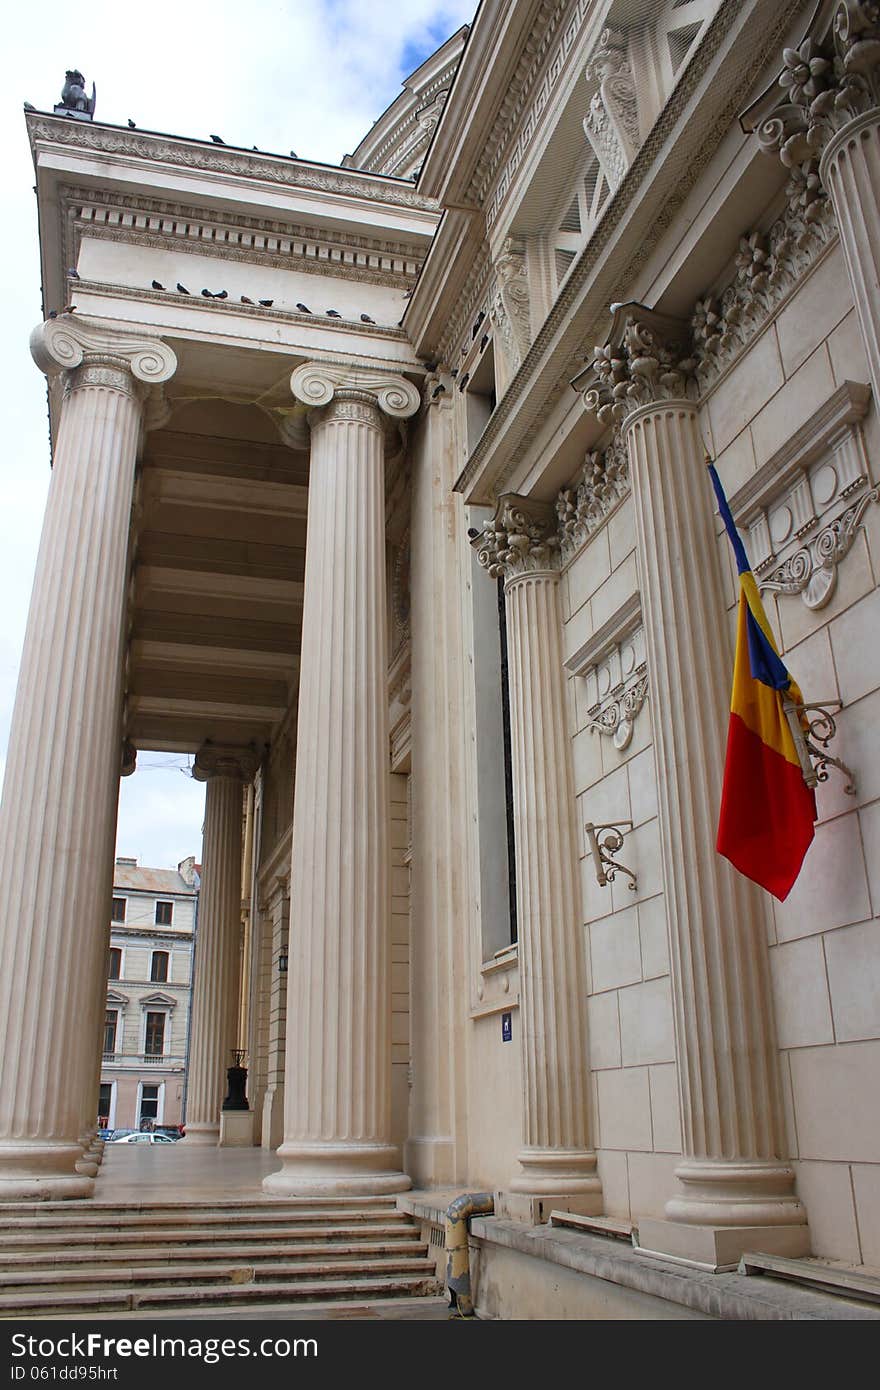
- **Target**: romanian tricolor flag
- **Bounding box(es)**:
[708,462,816,901]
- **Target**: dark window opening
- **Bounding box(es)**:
[111,898,126,922]
[108,948,121,980]
[155,901,173,926]
[144,1012,165,1056]
[150,950,169,982]
[103,1010,118,1055]
[497,580,518,946]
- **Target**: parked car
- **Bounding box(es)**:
[107,1128,137,1142]
[108,1131,176,1144]
[153,1126,184,1141]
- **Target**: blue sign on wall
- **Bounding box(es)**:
[502,1011,512,1042]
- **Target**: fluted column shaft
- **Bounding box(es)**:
[185,757,250,1144]
[821,108,880,407]
[625,401,807,1256]
[503,568,601,1211]
[265,373,418,1197]
[0,359,141,1198]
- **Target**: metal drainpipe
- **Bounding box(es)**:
[446,1193,494,1317]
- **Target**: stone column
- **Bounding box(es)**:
[581,307,809,1265]
[0,318,175,1198]
[744,7,880,399]
[263,363,419,1197]
[473,499,601,1222]
[185,744,257,1145]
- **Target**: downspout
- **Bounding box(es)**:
[446,1192,494,1317]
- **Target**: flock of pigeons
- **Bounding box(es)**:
[148,278,378,323]
[50,267,416,330]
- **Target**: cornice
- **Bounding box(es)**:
[26,113,439,213]
[63,186,426,290]
[453,0,804,503]
[419,0,554,205]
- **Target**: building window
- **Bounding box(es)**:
[144,1012,165,1056]
[98,1083,112,1128]
[139,1083,160,1128]
[103,1009,118,1055]
[155,901,173,926]
[150,950,169,983]
[108,948,121,980]
[111,898,126,922]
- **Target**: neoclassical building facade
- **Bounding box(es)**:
[3,0,880,1317]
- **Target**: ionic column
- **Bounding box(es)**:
[581,307,808,1265]
[185,745,257,1145]
[0,318,175,1198]
[263,363,419,1197]
[473,500,601,1221]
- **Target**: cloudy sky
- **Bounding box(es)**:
[1,0,476,868]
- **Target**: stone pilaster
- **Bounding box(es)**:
[0,318,175,1198]
[472,498,601,1221]
[185,744,258,1145]
[581,307,809,1265]
[406,375,466,1187]
[263,363,419,1197]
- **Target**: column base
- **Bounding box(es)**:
[261,1086,284,1152]
[75,1157,99,1178]
[263,1141,412,1198]
[404,1135,456,1188]
[505,1146,603,1223]
[181,1124,221,1146]
[219,1110,255,1147]
[0,1143,95,1201]
[635,1217,811,1271]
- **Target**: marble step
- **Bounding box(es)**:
[0,1196,398,1216]
[0,1237,427,1269]
[0,1205,408,1231]
[0,1274,440,1317]
[1,1255,435,1292]
[0,1221,417,1250]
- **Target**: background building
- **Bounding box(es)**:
[99,856,199,1131]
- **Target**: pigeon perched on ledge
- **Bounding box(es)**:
[151,279,165,290]
[296,302,311,314]
[326,309,342,318]
[177,283,190,294]
[259,299,274,307]
[210,134,224,143]
[360,313,375,324]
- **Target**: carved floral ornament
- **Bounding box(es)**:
[740,0,880,171]
[556,434,630,561]
[573,305,698,426]
[471,496,560,581]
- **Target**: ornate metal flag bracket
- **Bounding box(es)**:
[782,697,857,796]
[585,821,637,891]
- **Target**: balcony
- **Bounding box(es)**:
[101,1053,185,1068]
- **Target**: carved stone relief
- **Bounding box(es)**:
[583,27,641,191]
[490,236,531,378]
[556,433,630,562]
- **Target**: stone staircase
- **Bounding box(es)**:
[0,1197,443,1317]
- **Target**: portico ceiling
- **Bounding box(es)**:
[126,399,307,754]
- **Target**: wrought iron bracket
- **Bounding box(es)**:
[782,697,856,796]
[585,821,637,891]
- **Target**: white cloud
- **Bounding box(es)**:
[1,1,476,868]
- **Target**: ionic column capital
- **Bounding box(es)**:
[574,304,699,427]
[30,317,178,396]
[290,361,421,424]
[193,743,260,783]
[470,494,561,584]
